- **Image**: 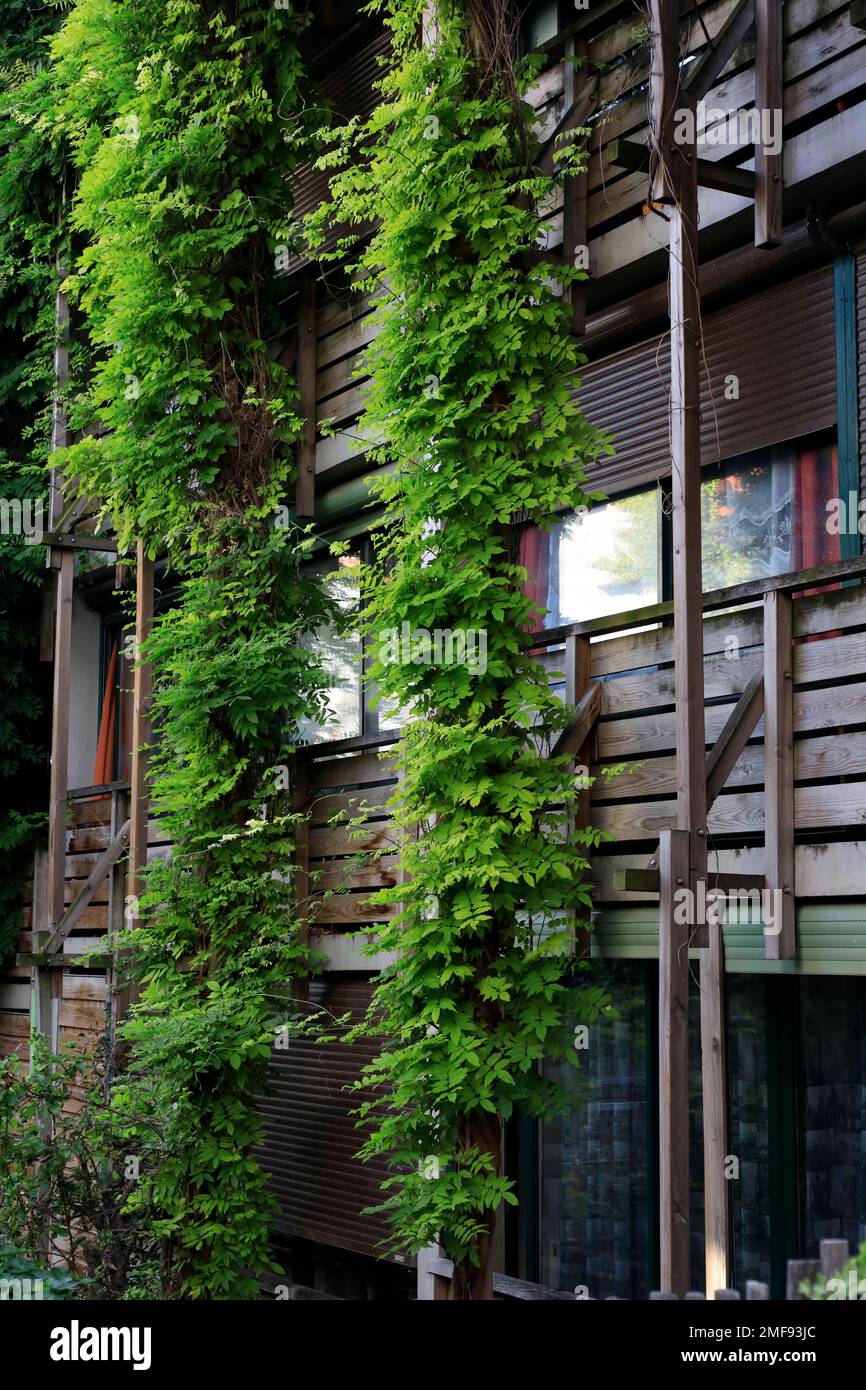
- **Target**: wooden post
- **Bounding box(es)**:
[116,541,154,1023]
[107,785,129,1078]
[700,912,729,1297]
[763,591,795,959]
[650,0,707,1294]
[295,272,317,519]
[562,39,588,337]
[755,0,783,249]
[658,828,691,1295]
[565,634,592,955]
[40,546,74,1044]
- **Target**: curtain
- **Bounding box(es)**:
[92,642,117,786]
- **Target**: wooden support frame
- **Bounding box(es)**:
[754,0,783,249]
[763,591,795,960]
[295,271,317,519]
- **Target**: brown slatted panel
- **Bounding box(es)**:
[579,265,837,495]
[259,974,397,1259]
[287,24,392,271]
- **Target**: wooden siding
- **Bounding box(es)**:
[290,0,866,493]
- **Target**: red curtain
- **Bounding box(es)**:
[92,642,117,786]
[519,524,550,630]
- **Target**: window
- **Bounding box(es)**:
[519,489,661,630]
[701,436,840,591]
[297,554,363,744]
[298,539,404,745]
[540,962,652,1298]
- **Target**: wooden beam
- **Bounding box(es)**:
[609,138,756,198]
[536,75,597,177]
[46,548,73,938]
[650,0,705,1296]
[41,819,130,957]
[658,827,691,1296]
[117,540,154,1023]
[705,673,764,807]
[561,38,588,336]
[754,0,783,248]
[40,531,118,553]
[613,868,765,895]
[763,591,795,960]
[701,909,729,1298]
[853,0,866,31]
[684,0,755,104]
[550,678,601,760]
[295,272,317,519]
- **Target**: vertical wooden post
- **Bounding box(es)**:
[37,546,74,1048]
[107,784,130,1077]
[30,849,51,1056]
[293,758,310,1009]
[755,0,783,249]
[700,912,729,1297]
[565,634,592,955]
[562,39,588,337]
[658,828,691,1295]
[763,590,795,960]
[650,0,709,1293]
[116,541,154,1023]
[295,272,317,519]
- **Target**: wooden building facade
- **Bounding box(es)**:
[5,0,866,1299]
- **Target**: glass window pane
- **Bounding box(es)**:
[297,558,362,743]
[540,963,650,1298]
[521,491,659,629]
[799,977,866,1256]
[727,977,772,1290]
[701,439,840,591]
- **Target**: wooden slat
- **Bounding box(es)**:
[306,751,396,790]
[42,820,130,957]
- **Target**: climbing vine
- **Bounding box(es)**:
[308,0,611,1297]
[0,0,63,965]
[0,0,340,1298]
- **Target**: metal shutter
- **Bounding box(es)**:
[580,265,837,496]
[260,974,399,1260]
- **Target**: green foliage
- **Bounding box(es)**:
[0,1,60,967]
[0,0,338,1298]
[309,0,611,1285]
[803,1243,866,1300]
[0,1035,160,1298]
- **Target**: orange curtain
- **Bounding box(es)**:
[92,642,117,785]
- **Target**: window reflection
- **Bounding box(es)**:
[297,557,362,743]
[540,963,650,1298]
[701,439,839,590]
[520,491,660,629]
